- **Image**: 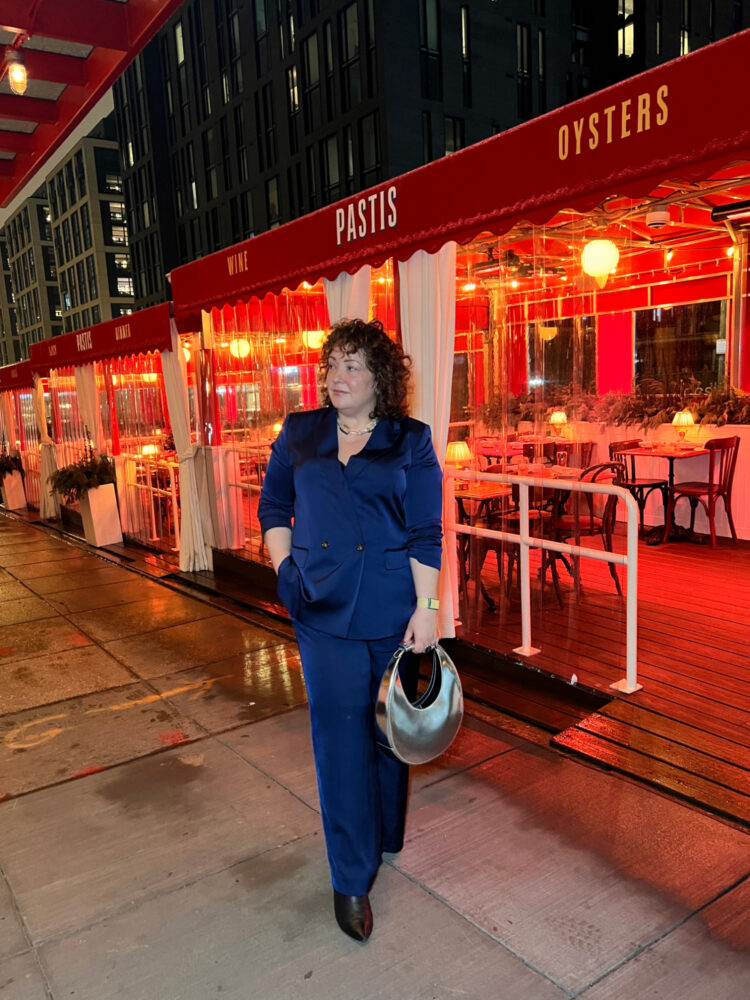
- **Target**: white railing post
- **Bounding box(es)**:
[513,480,540,656]
[610,490,642,693]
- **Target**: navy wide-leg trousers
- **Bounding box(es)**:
[293,620,417,896]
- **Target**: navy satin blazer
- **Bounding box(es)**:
[258,407,442,639]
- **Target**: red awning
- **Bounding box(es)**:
[28,302,173,374]
[172,28,750,331]
[0,0,185,208]
[0,360,34,390]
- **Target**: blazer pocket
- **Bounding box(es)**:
[291,544,309,568]
[385,548,409,570]
[276,555,302,618]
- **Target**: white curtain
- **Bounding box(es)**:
[0,393,16,450]
[323,266,371,323]
[398,243,458,637]
[74,363,107,455]
[160,321,213,572]
[32,374,60,519]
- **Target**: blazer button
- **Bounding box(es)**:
[321,540,329,548]
[356,543,364,551]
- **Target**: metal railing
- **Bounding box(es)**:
[444,467,642,694]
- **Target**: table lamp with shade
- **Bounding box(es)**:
[672,408,694,441]
[445,440,472,488]
[549,409,568,435]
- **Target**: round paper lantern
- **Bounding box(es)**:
[581,239,619,278]
[229,338,251,359]
[302,329,326,350]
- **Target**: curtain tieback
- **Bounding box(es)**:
[177,447,195,464]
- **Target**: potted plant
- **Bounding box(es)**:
[48,447,123,547]
[0,441,26,510]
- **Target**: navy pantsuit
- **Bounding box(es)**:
[258,407,442,894]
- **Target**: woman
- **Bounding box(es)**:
[258,318,442,942]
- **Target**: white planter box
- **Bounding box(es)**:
[79,483,123,547]
[1,470,26,510]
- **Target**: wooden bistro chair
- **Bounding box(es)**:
[465,466,563,611]
[551,462,626,597]
[609,438,668,535]
[662,436,740,547]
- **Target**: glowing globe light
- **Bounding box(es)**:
[302,329,326,350]
[182,345,191,363]
[229,338,251,359]
[581,239,619,280]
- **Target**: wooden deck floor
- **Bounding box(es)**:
[456,528,750,826]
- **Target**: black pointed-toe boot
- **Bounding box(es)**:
[333,890,373,942]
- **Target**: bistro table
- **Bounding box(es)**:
[454,479,513,598]
[618,444,709,543]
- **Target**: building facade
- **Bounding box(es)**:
[0,235,20,367]
[113,0,749,310]
[3,187,61,358]
[46,117,135,334]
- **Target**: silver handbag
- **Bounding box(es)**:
[375,642,464,765]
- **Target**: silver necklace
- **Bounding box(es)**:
[337,418,378,436]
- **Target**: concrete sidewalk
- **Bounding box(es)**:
[1,515,748,1000]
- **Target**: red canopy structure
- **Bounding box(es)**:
[171,28,750,331]
[0,0,184,207]
[28,301,173,374]
[0,358,34,390]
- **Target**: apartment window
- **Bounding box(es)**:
[320,134,340,204]
[339,2,361,112]
[655,0,662,55]
[444,116,464,155]
[359,111,380,186]
[306,145,318,210]
[220,117,232,189]
[115,253,129,271]
[111,225,128,245]
[110,201,126,222]
[76,260,88,304]
[91,305,101,324]
[202,127,219,200]
[288,66,300,154]
[617,0,635,57]
[343,124,354,193]
[86,254,98,299]
[65,161,76,207]
[422,112,433,163]
[69,268,78,308]
[516,23,531,119]
[364,0,376,97]
[532,0,545,14]
[254,0,267,37]
[117,276,134,296]
[680,0,690,55]
[262,83,277,167]
[419,0,442,100]
[461,6,471,107]
[302,34,321,132]
[538,29,546,113]
[323,20,335,117]
[71,212,81,256]
[175,21,185,64]
[266,176,281,227]
[62,219,72,261]
[104,172,122,193]
[235,105,248,183]
[75,151,86,199]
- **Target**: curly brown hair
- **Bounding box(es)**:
[318,318,411,420]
